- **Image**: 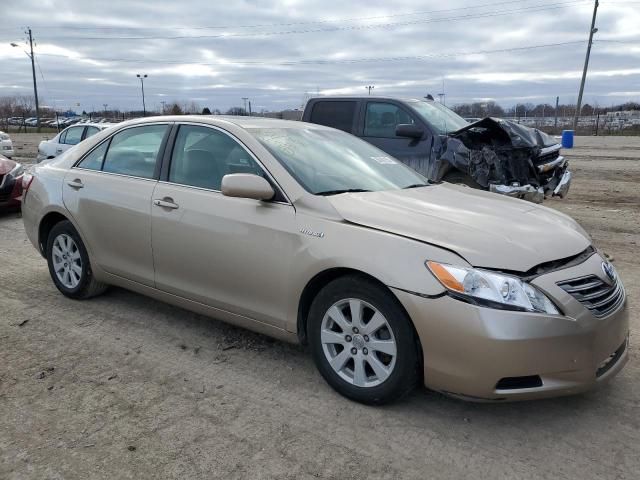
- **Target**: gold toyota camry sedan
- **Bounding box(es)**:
[22,116,628,404]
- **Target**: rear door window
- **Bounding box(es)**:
[63,127,84,145]
[78,141,109,171]
[309,101,357,133]
[101,125,168,179]
[84,126,100,139]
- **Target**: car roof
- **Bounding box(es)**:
[307,96,428,104]
[65,122,114,128]
[121,115,331,130]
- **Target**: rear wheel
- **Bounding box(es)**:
[46,220,107,299]
[308,275,419,405]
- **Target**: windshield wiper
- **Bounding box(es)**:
[403,183,429,189]
[315,188,372,196]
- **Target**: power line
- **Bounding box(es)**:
[36,1,590,40]
[22,0,585,31]
[33,40,586,67]
[597,39,640,44]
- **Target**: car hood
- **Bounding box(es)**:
[0,156,17,175]
[450,117,558,149]
[327,184,590,272]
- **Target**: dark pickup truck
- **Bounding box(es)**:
[301,97,571,203]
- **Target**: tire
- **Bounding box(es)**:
[308,275,419,405]
[442,170,482,189]
[46,220,108,299]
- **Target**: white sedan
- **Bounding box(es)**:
[0,131,14,158]
[37,123,114,162]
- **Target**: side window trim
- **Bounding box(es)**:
[72,122,172,181]
[162,122,291,204]
[159,123,179,182]
[362,101,419,139]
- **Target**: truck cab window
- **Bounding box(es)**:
[309,101,357,133]
[364,103,415,138]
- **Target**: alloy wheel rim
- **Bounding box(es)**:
[52,234,82,289]
[320,298,397,388]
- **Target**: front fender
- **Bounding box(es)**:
[284,215,469,333]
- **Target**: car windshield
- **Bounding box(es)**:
[408,100,469,134]
[250,127,428,195]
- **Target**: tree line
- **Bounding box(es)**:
[452,100,640,119]
[2,94,639,123]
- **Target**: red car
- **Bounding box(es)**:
[0,154,24,210]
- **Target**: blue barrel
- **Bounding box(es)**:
[561,130,574,148]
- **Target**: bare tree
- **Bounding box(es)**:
[168,102,183,115]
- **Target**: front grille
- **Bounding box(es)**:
[557,275,625,318]
[534,149,560,166]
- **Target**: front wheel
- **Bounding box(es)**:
[46,220,108,299]
[308,275,420,405]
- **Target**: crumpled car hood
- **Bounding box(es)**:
[328,184,590,272]
[450,117,558,149]
[432,117,562,189]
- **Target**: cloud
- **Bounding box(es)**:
[0,0,638,111]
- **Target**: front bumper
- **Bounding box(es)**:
[488,154,571,203]
[489,183,545,203]
[553,170,572,198]
[393,253,629,401]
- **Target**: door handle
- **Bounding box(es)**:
[67,179,84,189]
[153,198,179,210]
[56,148,63,153]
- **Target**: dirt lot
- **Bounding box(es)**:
[1,135,639,479]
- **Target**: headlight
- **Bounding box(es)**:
[426,261,559,314]
[8,163,24,178]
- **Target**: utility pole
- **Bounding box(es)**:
[554,96,559,128]
[27,29,39,130]
[160,100,166,114]
[103,103,108,117]
[136,74,147,116]
[10,28,40,130]
[365,85,374,95]
[574,0,599,130]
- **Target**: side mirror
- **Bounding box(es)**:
[396,124,424,139]
[221,173,275,201]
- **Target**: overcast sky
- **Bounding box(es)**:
[1,0,639,113]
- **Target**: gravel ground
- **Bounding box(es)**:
[1,135,638,479]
